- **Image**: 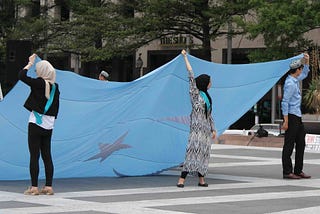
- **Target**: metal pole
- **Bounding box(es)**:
[140,67,143,77]
[227,20,232,64]
[271,86,276,123]
[254,104,259,125]
[43,0,48,60]
[186,35,190,53]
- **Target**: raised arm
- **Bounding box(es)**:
[181,49,192,72]
[18,53,42,87]
[297,53,310,81]
[23,53,37,70]
[181,50,199,101]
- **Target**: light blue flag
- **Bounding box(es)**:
[0,53,303,180]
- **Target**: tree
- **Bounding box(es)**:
[304,76,320,114]
[13,0,257,62]
[134,0,258,61]
[2,0,149,76]
[303,46,320,113]
[0,0,16,63]
[246,0,320,116]
[6,0,73,59]
[245,0,320,62]
[4,0,258,63]
[50,0,118,61]
[36,0,149,62]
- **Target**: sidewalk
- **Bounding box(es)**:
[1,143,319,214]
[218,134,284,148]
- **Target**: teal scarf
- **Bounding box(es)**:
[200,91,211,112]
[34,84,56,125]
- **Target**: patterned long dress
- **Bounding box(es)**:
[182,69,215,176]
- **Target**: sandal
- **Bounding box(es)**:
[176,183,184,188]
[24,187,40,195]
[198,183,208,187]
[40,187,54,195]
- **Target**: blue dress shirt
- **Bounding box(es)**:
[281,65,310,117]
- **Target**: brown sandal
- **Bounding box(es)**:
[24,187,40,195]
[40,187,54,195]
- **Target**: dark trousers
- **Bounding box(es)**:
[28,123,54,187]
[282,114,306,175]
[180,171,204,179]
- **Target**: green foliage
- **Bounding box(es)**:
[2,0,319,64]
[134,0,257,61]
[0,0,18,64]
[246,0,320,61]
[246,1,320,114]
[0,0,258,62]
[304,77,320,114]
[48,0,154,61]
[49,0,256,61]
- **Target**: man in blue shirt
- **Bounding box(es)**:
[281,53,311,179]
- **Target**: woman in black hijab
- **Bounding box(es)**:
[196,74,212,118]
[177,50,216,188]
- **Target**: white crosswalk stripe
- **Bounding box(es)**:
[1,144,319,214]
[1,176,320,213]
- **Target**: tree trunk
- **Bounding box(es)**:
[201,35,212,62]
[200,0,212,62]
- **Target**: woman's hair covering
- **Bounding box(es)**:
[195,74,212,117]
[195,74,210,92]
[36,60,56,99]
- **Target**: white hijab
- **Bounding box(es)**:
[35,60,56,99]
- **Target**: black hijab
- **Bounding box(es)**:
[195,74,212,117]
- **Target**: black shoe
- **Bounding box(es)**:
[176,183,184,188]
[198,183,208,187]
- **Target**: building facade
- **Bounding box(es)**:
[2,0,320,129]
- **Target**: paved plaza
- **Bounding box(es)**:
[1,144,320,214]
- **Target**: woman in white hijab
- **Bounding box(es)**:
[18,54,60,195]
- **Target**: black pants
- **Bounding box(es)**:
[180,171,204,179]
[28,123,54,187]
[282,114,306,175]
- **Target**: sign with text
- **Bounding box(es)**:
[305,134,320,152]
[160,35,193,47]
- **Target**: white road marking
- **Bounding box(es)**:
[1,144,319,214]
[2,187,320,214]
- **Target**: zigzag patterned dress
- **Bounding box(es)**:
[182,69,215,176]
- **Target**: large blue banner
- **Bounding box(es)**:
[0,53,302,180]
